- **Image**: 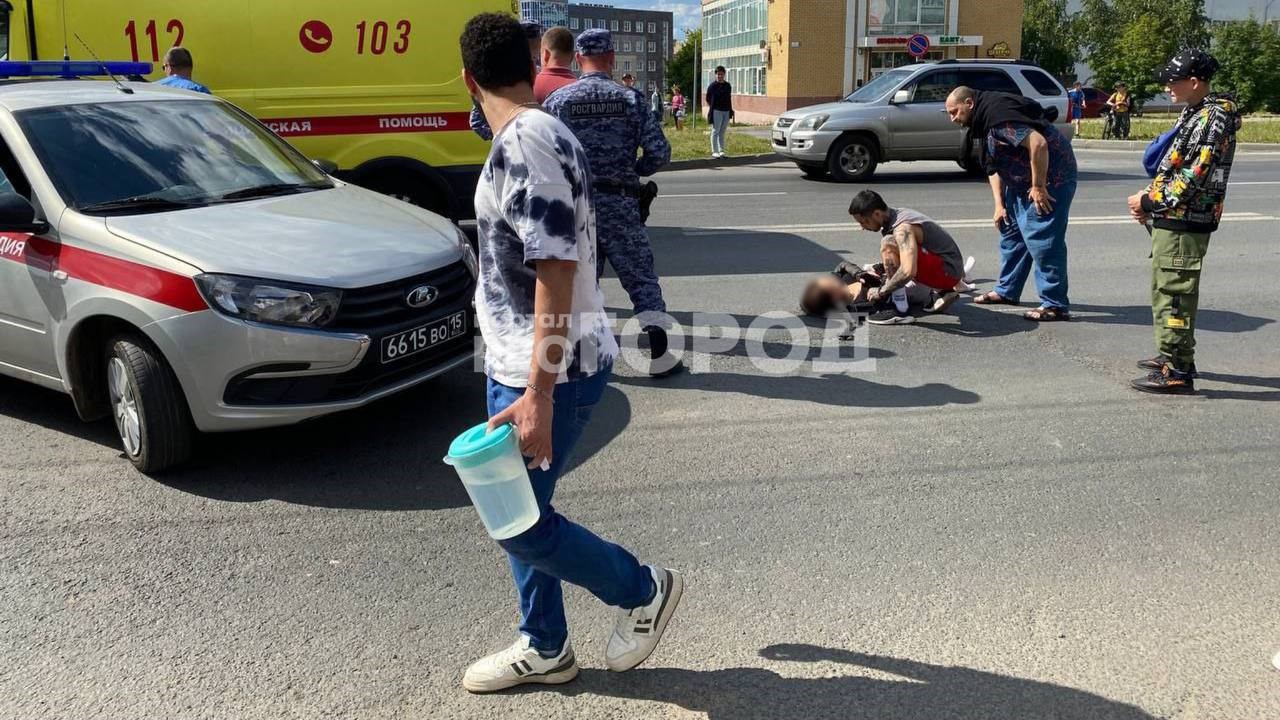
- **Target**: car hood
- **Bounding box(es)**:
[782,101,850,120]
[103,184,463,288]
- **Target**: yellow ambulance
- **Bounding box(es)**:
[0,0,514,218]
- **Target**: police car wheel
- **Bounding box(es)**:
[828,136,878,182]
[105,335,193,474]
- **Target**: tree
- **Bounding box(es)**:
[1212,19,1280,113]
[1078,0,1210,104]
[1021,0,1080,78]
[666,28,700,106]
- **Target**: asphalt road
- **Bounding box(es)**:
[4,149,1280,719]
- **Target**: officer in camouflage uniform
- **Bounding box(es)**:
[1127,48,1239,395]
[543,29,678,377]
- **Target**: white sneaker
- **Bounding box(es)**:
[605,566,684,672]
[963,255,976,276]
[462,636,578,693]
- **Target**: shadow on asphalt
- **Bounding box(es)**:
[0,376,120,449]
[1067,304,1274,333]
[645,228,848,277]
[1196,372,1280,402]
[152,367,630,511]
[554,644,1154,719]
[615,370,978,408]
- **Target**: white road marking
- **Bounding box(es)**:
[1227,181,1280,185]
[662,191,789,198]
[683,212,1280,235]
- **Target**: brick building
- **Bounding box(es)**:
[701,0,1025,123]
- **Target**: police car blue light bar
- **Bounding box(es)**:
[0,61,153,78]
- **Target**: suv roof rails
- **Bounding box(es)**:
[933,58,1044,68]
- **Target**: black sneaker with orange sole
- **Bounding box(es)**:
[1136,355,1198,378]
[1130,364,1196,395]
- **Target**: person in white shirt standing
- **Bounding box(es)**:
[458,13,683,694]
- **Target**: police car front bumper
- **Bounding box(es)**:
[148,309,477,433]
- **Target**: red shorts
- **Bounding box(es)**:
[915,249,961,291]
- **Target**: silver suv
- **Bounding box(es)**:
[0,72,477,473]
[772,60,1074,182]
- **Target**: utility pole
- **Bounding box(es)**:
[693,32,700,131]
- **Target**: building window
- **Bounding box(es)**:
[663,21,669,35]
[570,17,579,29]
[648,41,656,52]
[624,60,632,71]
[624,20,632,32]
[869,0,946,32]
[611,20,619,31]
[623,41,632,52]
[649,60,656,72]
[648,22,656,34]
[637,17,645,29]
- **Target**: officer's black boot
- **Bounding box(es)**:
[643,325,683,378]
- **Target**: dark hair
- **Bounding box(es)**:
[801,279,835,316]
[543,26,574,56]
[848,189,888,217]
[461,13,535,91]
[622,73,635,80]
[164,46,194,69]
[715,65,726,74]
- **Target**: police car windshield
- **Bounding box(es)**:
[16,100,332,214]
[846,69,913,103]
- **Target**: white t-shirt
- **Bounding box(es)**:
[473,109,618,387]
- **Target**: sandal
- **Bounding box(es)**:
[973,291,1016,305]
[1024,306,1070,322]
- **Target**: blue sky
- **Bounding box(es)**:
[610,0,703,35]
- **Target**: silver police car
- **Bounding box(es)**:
[0,68,477,473]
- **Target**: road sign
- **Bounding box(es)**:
[907,33,930,58]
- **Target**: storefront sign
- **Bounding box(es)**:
[860,34,983,48]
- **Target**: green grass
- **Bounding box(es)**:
[1074,116,1280,143]
[663,122,773,162]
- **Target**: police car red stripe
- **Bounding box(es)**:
[1,232,206,312]
[261,111,471,138]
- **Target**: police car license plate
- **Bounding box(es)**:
[381,311,467,364]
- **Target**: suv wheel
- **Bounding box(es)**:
[106,334,193,474]
[828,135,878,182]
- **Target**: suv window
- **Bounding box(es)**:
[908,70,959,104]
[1021,69,1063,96]
[960,68,1020,95]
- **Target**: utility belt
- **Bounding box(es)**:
[593,179,660,222]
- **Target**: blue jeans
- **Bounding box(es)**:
[711,110,730,155]
[485,365,654,655]
[994,180,1075,311]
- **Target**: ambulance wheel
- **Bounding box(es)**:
[105,334,193,474]
[356,169,452,218]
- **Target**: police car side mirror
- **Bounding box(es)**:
[313,159,339,176]
[890,89,911,105]
[0,193,49,235]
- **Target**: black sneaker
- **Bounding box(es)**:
[1136,355,1198,378]
[868,308,914,325]
[1130,364,1196,395]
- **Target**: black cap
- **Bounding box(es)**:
[1156,48,1220,83]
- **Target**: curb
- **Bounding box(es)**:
[1076,139,1279,153]
[662,154,778,171]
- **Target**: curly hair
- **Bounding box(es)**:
[460,13,534,90]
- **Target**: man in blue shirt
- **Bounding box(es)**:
[155,47,211,94]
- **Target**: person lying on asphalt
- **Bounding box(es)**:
[848,190,974,325]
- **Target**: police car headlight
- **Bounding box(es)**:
[796,114,829,131]
[455,225,478,278]
[195,274,341,328]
